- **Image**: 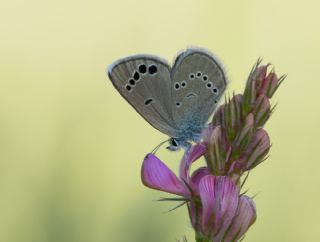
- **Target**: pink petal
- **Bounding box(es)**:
[141,153,187,196]
[188,144,207,163]
[224,195,257,242]
[179,143,206,182]
[190,167,211,193]
[199,175,239,238]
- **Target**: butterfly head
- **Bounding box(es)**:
[167,138,193,151]
[167,138,180,151]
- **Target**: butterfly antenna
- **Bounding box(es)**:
[151,139,170,154]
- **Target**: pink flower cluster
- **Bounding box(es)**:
[141,61,285,242]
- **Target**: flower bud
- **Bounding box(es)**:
[233,113,254,153]
[244,128,271,170]
[204,126,227,175]
[243,78,257,115]
[253,94,271,127]
[258,70,285,98]
[212,94,243,137]
[243,60,285,109]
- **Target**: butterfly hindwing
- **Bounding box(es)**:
[170,48,227,139]
[108,55,177,137]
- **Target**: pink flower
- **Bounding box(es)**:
[141,145,257,242]
[197,175,239,241]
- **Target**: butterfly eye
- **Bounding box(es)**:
[181,81,187,88]
[170,138,179,147]
[189,73,195,80]
[214,100,217,104]
[202,75,208,81]
[138,64,147,74]
[174,82,180,90]
[148,65,158,75]
[125,84,132,92]
[206,82,213,89]
[133,71,140,81]
[129,79,136,86]
[196,71,202,77]
[175,102,181,107]
[212,87,219,94]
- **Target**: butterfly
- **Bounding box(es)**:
[107,47,227,151]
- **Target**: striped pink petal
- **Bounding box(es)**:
[190,167,211,194]
[179,143,207,182]
[224,195,257,242]
[141,153,187,196]
[199,175,239,238]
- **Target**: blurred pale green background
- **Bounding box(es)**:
[0,0,319,241]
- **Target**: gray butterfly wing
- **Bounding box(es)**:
[170,48,227,140]
[108,55,178,137]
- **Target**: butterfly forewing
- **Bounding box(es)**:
[108,55,177,137]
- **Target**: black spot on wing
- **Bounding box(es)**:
[138,64,147,74]
[144,98,153,106]
[148,65,158,75]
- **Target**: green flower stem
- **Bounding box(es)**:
[195,233,211,242]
